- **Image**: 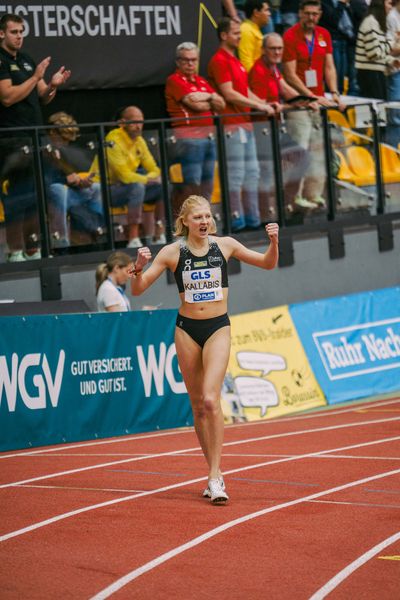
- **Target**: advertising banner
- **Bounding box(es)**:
[0,310,192,451]
[2,1,222,89]
[289,287,400,404]
[223,306,326,423]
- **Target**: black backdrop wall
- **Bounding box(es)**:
[2,0,223,123]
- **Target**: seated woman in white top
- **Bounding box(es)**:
[96,251,134,312]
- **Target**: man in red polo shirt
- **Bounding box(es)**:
[282,0,339,209]
[165,42,225,217]
[208,17,275,231]
[249,32,314,218]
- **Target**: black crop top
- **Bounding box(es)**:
[174,238,229,303]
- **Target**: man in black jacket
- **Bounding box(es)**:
[0,13,70,261]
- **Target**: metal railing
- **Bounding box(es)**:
[0,101,399,275]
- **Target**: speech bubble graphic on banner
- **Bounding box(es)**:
[234,376,279,417]
[237,351,286,375]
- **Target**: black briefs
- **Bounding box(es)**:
[176,313,230,348]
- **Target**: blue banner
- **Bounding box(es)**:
[0,310,192,451]
[290,287,400,404]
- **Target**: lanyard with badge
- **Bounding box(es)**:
[304,33,318,89]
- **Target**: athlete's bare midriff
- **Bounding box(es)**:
[178,289,229,319]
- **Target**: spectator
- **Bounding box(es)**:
[165,42,225,217]
[282,0,338,209]
[208,17,275,231]
[281,0,300,31]
[222,0,246,21]
[0,13,70,262]
[355,0,399,101]
[269,0,284,33]
[238,0,272,71]
[249,32,313,217]
[387,0,400,147]
[90,106,162,248]
[348,0,368,95]
[44,111,104,251]
[319,0,357,95]
[96,251,134,312]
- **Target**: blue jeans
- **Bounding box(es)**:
[346,44,359,96]
[386,72,400,148]
[281,12,298,32]
[174,136,216,186]
[225,127,260,229]
[332,39,359,96]
[332,39,347,95]
[110,181,145,225]
[48,182,104,247]
[3,179,38,252]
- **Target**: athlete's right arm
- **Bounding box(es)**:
[130,243,178,296]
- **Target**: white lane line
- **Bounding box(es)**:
[308,531,400,600]
[89,470,400,600]
[16,484,147,493]
[1,434,400,543]
[308,499,400,510]
[2,396,399,460]
[317,454,400,461]
[2,415,400,490]
[25,453,160,458]
[0,429,193,460]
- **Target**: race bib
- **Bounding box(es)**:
[182,267,223,303]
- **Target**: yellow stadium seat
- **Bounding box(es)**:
[327,110,363,145]
[169,163,183,183]
[210,163,221,204]
[1,180,8,223]
[346,146,376,186]
[380,144,400,183]
[111,206,128,216]
[335,150,356,183]
[346,107,372,144]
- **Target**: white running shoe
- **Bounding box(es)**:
[7,250,26,262]
[294,196,318,209]
[25,249,42,260]
[153,233,166,245]
[127,237,143,248]
[311,195,326,207]
[206,478,229,504]
[202,476,225,498]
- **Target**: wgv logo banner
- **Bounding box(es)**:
[290,287,400,404]
[0,310,191,451]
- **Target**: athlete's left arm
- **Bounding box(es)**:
[224,223,279,269]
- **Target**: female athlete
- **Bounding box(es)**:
[130,195,279,504]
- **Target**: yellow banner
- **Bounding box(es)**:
[222,306,326,423]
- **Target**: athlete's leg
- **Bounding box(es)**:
[174,327,210,468]
[201,326,231,479]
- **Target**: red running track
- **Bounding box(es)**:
[0,396,400,599]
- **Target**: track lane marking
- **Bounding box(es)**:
[308,499,400,509]
[1,397,399,460]
[16,484,147,493]
[89,471,400,599]
[1,434,400,543]
[309,531,400,599]
[1,416,400,490]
